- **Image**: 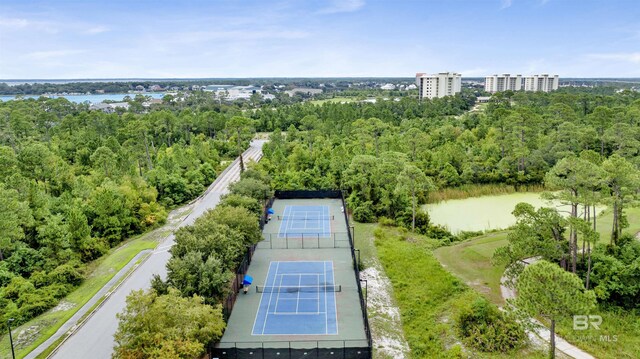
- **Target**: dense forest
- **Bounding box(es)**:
[2,86,640,357]
[0,97,253,329]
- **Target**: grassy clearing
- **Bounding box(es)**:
[554,308,640,359]
[0,228,168,359]
[374,226,546,358]
[594,206,640,242]
[309,97,355,105]
[353,222,378,269]
[434,232,509,305]
[432,219,640,359]
[429,184,545,203]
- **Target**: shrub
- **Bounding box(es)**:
[47,262,84,286]
[352,202,375,223]
[454,295,526,352]
[457,230,485,241]
[377,216,395,227]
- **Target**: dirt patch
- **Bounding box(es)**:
[361,266,410,359]
[50,300,76,313]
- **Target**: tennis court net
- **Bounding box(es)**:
[276,215,335,221]
[255,285,342,293]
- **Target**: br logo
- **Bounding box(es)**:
[573,315,602,330]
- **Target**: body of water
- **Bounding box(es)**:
[424,192,602,233]
[0,93,165,104]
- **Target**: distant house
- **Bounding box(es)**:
[89,102,130,113]
[142,98,164,107]
[285,88,323,96]
[89,103,114,113]
[135,85,145,91]
[149,85,163,92]
[476,96,492,103]
[203,84,234,92]
[380,83,396,90]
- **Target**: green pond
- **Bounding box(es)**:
[424,192,580,233]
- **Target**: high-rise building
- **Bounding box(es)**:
[523,74,559,92]
[485,74,522,92]
[484,73,559,93]
[415,72,461,99]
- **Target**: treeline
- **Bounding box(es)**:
[114,168,271,358]
[496,152,640,309]
[0,97,253,329]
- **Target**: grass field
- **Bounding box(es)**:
[373,226,547,359]
[433,231,509,305]
[309,97,355,105]
[0,228,167,359]
[594,206,640,243]
[428,184,544,203]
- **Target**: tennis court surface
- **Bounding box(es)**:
[278,205,332,238]
[252,261,338,335]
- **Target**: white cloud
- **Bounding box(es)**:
[85,25,109,34]
[500,0,513,9]
[0,17,30,28]
[170,29,310,44]
[317,0,365,14]
[26,50,87,60]
[0,17,59,33]
[588,52,640,64]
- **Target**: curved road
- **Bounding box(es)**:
[41,140,265,359]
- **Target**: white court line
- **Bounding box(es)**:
[330,260,338,334]
[252,261,275,335]
[295,274,301,314]
[324,261,328,334]
[273,273,285,315]
[277,206,289,238]
[260,261,280,334]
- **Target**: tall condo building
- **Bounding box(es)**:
[485,74,522,92]
[523,74,559,92]
[485,73,559,93]
[415,72,462,99]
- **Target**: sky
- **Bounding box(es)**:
[0,0,639,79]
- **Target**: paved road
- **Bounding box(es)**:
[41,140,265,359]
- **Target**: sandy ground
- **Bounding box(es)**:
[360,264,411,358]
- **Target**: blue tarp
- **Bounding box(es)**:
[267,208,275,214]
[243,275,253,285]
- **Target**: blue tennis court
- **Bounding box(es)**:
[252,261,338,335]
[277,205,332,238]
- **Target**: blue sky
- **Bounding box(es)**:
[0,0,639,79]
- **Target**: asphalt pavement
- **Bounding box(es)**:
[32,140,265,359]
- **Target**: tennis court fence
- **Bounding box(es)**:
[257,232,350,249]
[211,340,371,359]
